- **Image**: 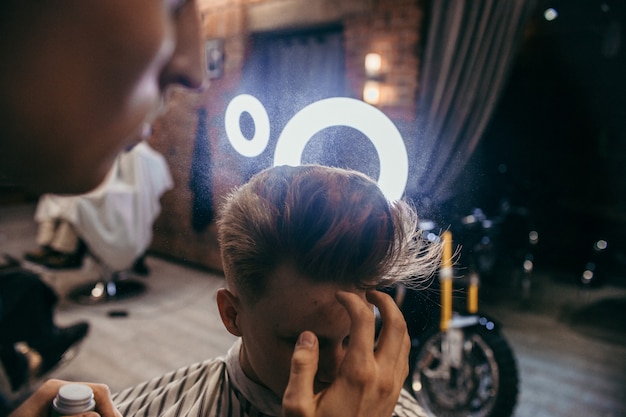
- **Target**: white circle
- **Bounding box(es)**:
[273,97,408,200]
[544,8,558,21]
[224,94,271,157]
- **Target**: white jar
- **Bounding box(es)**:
[51,383,96,417]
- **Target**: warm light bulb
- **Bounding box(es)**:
[363,80,380,105]
[365,53,382,77]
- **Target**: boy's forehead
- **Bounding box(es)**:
[252,263,368,331]
[262,262,358,300]
[261,268,343,311]
[266,288,354,339]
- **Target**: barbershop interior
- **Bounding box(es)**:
[1,0,625,416]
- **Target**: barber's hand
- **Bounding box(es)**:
[8,379,122,417]
[283,290,409,417]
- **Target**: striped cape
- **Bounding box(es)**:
[113,341,427,417]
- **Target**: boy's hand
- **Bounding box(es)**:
[283,290,409,417]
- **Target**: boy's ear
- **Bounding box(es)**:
[216,288,243,337]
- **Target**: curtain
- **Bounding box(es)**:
[236,26,348,179]
[408,0,537,208]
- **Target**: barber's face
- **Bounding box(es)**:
[0,0,204,193]
[234,263,368,397]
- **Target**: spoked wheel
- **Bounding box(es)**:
[408,326,518,417]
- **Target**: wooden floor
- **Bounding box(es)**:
[1,203,625,417]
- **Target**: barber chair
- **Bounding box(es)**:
[34,142,173,305]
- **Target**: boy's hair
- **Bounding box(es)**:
[217,164,441,303]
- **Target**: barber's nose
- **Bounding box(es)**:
[161,1,206,90]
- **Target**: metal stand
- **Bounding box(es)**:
[67,260,146,305]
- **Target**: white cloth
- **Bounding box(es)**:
[112,339,428,417]
[34,142,173,270]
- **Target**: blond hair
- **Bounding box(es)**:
[217,164,441,303]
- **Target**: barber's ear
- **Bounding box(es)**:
[216,288,243,337]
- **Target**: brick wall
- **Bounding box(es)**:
[345,0,424,120]
[149,0,426,271]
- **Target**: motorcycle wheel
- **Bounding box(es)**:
[407,326,519,417]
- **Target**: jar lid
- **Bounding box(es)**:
[54,384,95,414]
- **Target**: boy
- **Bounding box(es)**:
[113,165,440,417]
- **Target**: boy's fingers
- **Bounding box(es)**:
[335,291,376,361]
[366,290,410,365]
[283,331,319,417]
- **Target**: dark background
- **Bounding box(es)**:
[460,0,626,282]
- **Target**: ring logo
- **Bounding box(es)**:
[225,94,408,201]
